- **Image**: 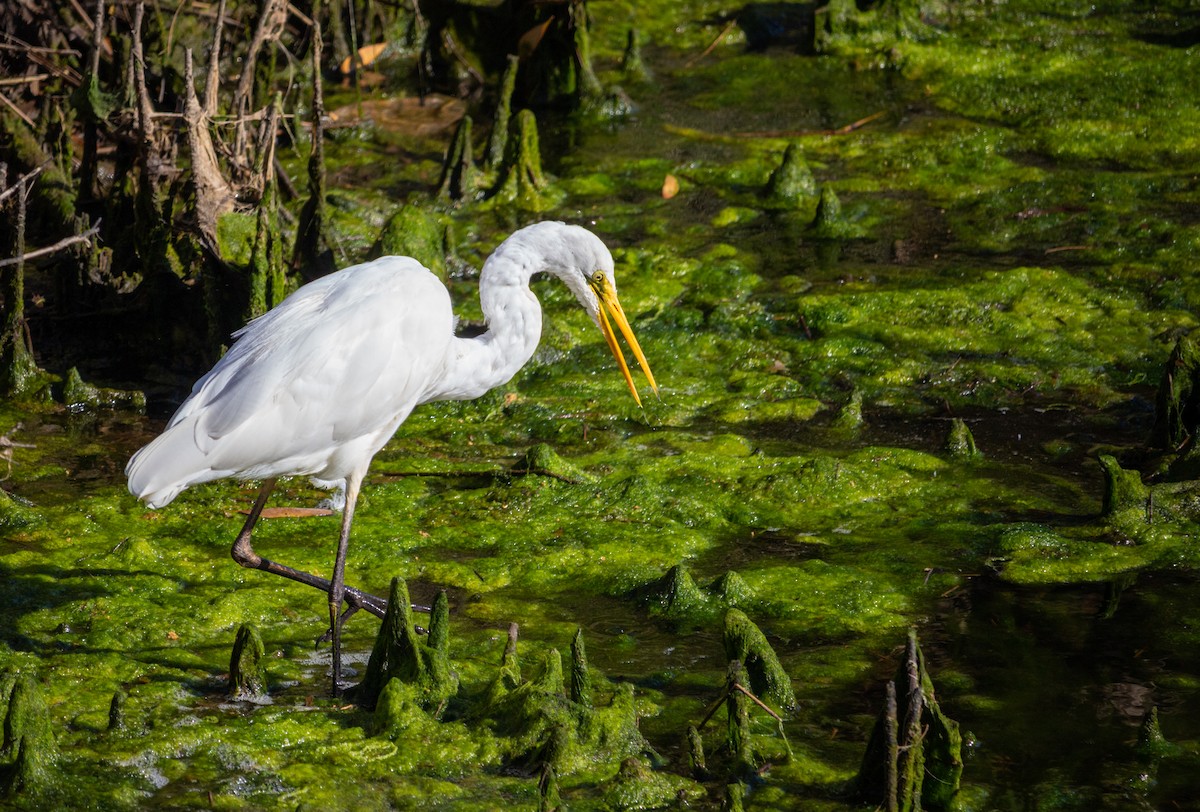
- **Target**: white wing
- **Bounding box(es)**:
[127,257,455,507]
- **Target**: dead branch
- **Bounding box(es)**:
[183,48,236,250]
[0,93,34,128]
[0,165,45,206]
[684,19,737,68]
[0,223,102,269]
[203,0,228,119]
[735,111,887,138]
[0,75,51,87]
[233,0,289,156]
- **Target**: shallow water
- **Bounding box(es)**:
[6,1,1200,809]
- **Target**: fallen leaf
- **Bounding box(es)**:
[518,17,555,60]
[662,174,679,199]
[250,507,336,519]
[339,42,390,75]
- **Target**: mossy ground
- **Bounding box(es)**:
[5,1,1200,808]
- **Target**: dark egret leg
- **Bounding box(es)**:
[327,473,361,695]
[229,477,432,693]
[229,479,389,618]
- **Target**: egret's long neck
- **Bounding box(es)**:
[435,248,544,402]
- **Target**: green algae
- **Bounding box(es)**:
[7,1,1200,809]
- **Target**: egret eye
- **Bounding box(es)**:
[591,271,605,285]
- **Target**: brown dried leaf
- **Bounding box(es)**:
[255,507,335,519]
[339,42,390,75]
[518,17,555,60]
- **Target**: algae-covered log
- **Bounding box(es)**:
[855,629,962,811]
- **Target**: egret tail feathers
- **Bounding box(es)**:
[126,418,227,508]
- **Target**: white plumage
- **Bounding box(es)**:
[126,221,656,693]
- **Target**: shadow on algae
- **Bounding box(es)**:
[8,0,1200,810]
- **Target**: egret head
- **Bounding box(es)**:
[541,223,657,407]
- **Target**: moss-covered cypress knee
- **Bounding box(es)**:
[710,570,754,608]
[1099,454,1148,517]
[0,670,58,798]
[642,563,709,619]
[61,367,146,412]
[374,205,453,280]
[722,610,796,712]
[429,590,450,652]
[621,29,650,83]
[686,724,708,779]
[1153,334,1200,450]
[945,417,981,459]
[229,623,268,699]
[811,184,849,237]
[855,629,962,811]
[358,577,457,711]
[538,762,561,812]
[726,661,756,776]
[107,690,126,732]
[766,143,817,205]
[570,627,592,707]
[834,389,864,431]
[437,115,479,203]
[492,109,555,211]
[723,781,747,812]
[485,56,520,171]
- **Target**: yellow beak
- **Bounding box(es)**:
[590,275,658,406]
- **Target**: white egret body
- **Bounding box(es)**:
[126,221,655,693]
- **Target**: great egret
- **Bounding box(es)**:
[126,221,656,693]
